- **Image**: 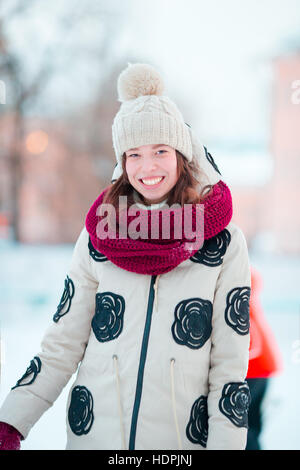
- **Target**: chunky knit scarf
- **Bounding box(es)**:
[85,180,232,275]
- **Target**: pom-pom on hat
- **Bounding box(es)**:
[112,62,193,166]
[117,62,164,101]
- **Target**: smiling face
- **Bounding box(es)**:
[125,144,178,205]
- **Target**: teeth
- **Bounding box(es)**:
[141,176,163,186]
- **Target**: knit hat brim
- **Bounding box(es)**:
[111,126,222,187]
[112,109,193,165]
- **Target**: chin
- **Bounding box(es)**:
[143,193,168,204]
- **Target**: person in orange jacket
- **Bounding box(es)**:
[246,266,283,450]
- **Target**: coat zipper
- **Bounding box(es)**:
[128,274,157,450]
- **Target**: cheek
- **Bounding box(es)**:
[166,158,178,183]
[125,161,134,181]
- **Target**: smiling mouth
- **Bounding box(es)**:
[139,176,165,186]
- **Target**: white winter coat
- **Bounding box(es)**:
[0,216,251,450]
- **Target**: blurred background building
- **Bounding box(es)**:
[231,50,300,253]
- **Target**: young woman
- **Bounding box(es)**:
[0,63,251,450]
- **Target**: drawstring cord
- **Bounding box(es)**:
[154,276,183,449]
[113,276,182,451]
[113,354,126,450]
[170,358,182,450]
[154,274,161,312]
[113,355,182,450]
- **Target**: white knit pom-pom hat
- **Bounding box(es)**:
[111,62,222,186]
[112,62,192,161]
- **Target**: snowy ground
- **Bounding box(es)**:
[0,238,299,450]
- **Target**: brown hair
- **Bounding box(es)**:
[103,150,213,209]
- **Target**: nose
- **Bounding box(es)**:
[140,155,158,174]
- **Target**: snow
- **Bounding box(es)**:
[0,239,299,450]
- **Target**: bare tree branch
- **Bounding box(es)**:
[0,0,130,241]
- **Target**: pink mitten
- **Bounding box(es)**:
[0,422,23,450]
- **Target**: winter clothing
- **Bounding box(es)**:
[245,267,283,450]
[247,267,283,379]
[0,422,22,450]
[0,215,251,450]
[0,62,251,450]
[86,180,233,275]
[112,63,193,165]
[245,378,269,450]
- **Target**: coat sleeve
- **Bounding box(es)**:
[0,226,98,440]
[206,223,251,450]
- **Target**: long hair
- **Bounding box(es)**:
[103,150,213,209]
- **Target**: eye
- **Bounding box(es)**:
[156,150,167,155]
[128,153,140,158]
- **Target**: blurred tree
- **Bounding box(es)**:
[0,0,132,241]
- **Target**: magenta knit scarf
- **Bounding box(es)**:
[85,180,232,275]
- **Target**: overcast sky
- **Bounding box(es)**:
[2,0,300,152]
[124,0,300,147]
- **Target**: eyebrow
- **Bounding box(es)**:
[127,144,168,152]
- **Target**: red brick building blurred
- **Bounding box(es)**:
[0,111,113,243]
[266,50,300,253]
[230,50,300,254]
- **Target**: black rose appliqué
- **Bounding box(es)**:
[11,356,42,390]
[88,237,108,262]
[92,292,125,342]
[186,395,209,448]
[171,297,212,349]
[225,286,250,335]
[190,229,231,266]
[219,382,251,428]
[68,385,94,435]
[53,275,75,323]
